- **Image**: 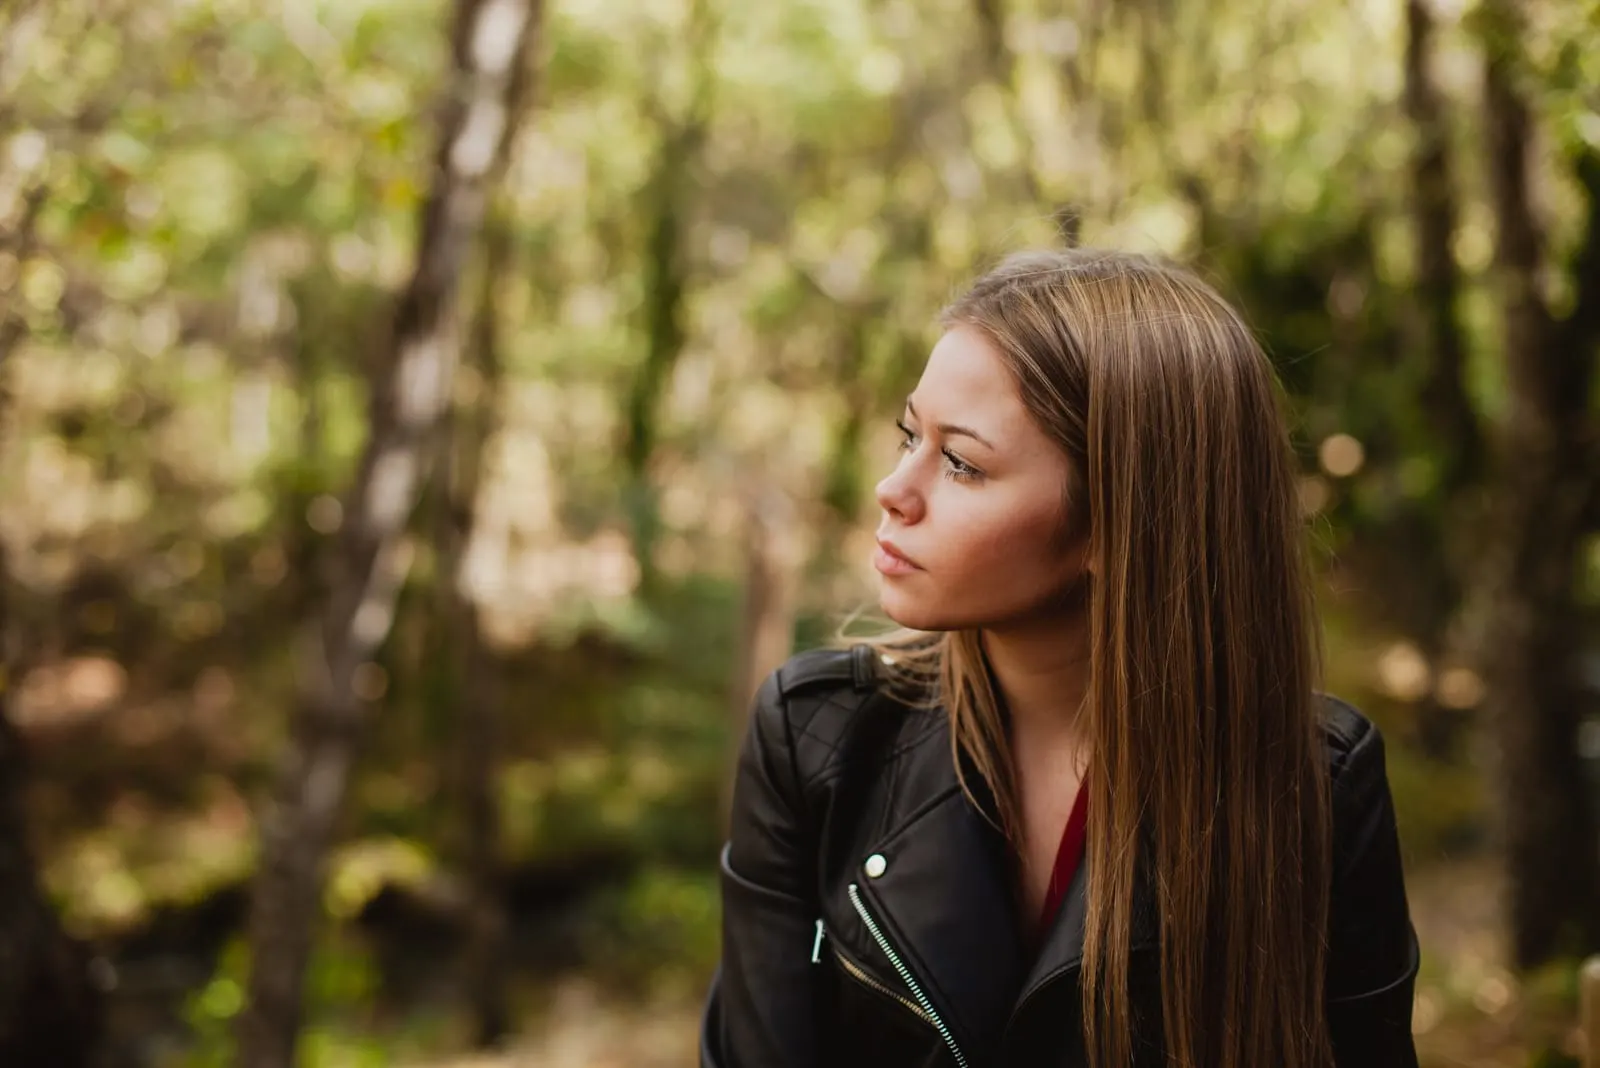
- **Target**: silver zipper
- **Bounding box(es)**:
[815,917,932,1023]
[847,882,970,1068]
[835,946,934,1023]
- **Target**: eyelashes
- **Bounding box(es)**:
[895,420,983,482]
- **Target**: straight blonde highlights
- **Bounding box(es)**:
[859,249,1333,1068]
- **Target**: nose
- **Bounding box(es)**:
[874,461,924,525]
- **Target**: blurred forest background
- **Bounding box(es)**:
[0,0,1598,1064]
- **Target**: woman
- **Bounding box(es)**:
[701,249,1420,1067]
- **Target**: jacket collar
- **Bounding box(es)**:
[850,697,1158,1053]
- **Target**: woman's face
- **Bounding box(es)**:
[873,326,1089,632]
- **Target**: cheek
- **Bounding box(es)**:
[951,507,1063,579]
[879,490,1079,628]
[944,482,1056,555]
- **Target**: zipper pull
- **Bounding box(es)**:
[811,918,825,964]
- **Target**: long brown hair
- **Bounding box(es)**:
[859,249,1333,1068]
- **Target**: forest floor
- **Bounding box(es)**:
[401,979,700,1068]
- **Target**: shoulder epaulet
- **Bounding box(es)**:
[776,644,879,696]
[1318,692,1379,780]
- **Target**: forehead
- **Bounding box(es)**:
[911,327,1022,421]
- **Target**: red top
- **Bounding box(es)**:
[1038,780,1090,933]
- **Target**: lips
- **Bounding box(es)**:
[877,538,917,566]
[874,536,922,574]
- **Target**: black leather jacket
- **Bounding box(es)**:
[701,645,1421,1068]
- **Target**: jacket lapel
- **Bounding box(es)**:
[1016,828,1162,1010]
[846,717,1025,1055]
[838,697,1164,1054]
[1016,846,1092,1004]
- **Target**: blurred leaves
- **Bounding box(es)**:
[1,0,1597,1061]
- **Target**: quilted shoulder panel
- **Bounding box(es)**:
[774,645,886,790]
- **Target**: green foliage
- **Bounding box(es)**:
[325,838,437,922]
[1526,1051,1580,1068]
[178,939,248,1067]
[495,680,727,865]
[177,933,386,1068]
[580,866,721,998]
[1383,748,1489,858]
[5,0,1598,1060]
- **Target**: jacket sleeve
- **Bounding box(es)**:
[700,668,822,1068]
[1325,716,1421,1068]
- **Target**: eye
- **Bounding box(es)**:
[941,449,982,482]
[895,419,918,451]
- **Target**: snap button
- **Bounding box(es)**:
[864,853,888,878]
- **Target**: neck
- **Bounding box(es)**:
[980,612,1091,744]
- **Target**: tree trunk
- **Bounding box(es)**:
[721,489,802,833]
[0,173,103,1068]
[1403,0,1479,489]
[447,213,512,1049]
[970,0,1042,204]
[235,3,542,1064]
[620,0,713,594]
[1475,0,1600,967]
[0,567,104,1066]
[620,147,688,594]
[457,621,508,1049]
[1400,0,1481,758]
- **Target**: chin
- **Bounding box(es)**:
[878,587,957,632]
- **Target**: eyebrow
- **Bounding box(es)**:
[905,397,996,450]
